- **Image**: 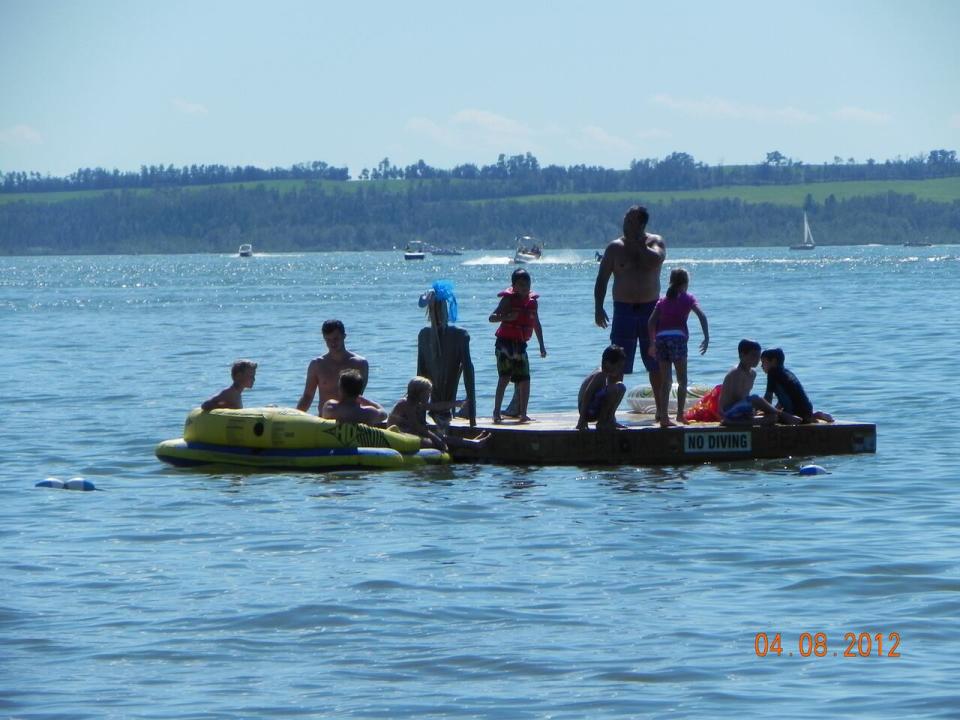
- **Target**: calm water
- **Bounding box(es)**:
[3,246,959,718]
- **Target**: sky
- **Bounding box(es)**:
[1,0,958,177]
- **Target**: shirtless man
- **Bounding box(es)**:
[594,205,667,419]
[296,319,369,414]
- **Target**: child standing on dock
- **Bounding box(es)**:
[577,345,627,431]
[489,267,546,423]
[760,348,834,424]
[200,360,257,411]
[647,268,709,427]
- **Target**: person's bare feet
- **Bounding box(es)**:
[517,415,532,424]
[492,412,502,424]
[659,418,678,428]
[780,411,801,425]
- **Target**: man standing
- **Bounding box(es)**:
[594,205,667,419]
[296,319,369,414]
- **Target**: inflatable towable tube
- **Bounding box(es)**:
[157,407,449,471]
[183,407,421,453]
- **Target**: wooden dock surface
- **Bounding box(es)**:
[445,411,876,466]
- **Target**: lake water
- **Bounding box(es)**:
[3,245,959,718]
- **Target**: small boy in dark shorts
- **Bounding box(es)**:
[489,268,546,423]
[760,348,834,424]
[201,359,257,410]
[577,345,627,431]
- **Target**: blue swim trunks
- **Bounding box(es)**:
[611,301,659,374]
[722,396,757,421]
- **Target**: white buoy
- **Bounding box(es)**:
[798,464,828,476]
[36,476,96,491]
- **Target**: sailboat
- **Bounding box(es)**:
[790,212,816,251]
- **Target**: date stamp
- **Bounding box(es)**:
[754,632,901,658]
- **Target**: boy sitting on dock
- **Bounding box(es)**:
[389,377,490,451]
[200,360,257,411]
[576,345,627,431]
[322,369,388,426]
[719,340,800,426]
[760,348,834,424]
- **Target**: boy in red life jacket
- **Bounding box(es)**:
[489,268,547,423]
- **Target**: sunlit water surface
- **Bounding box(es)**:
[3,246,959,718]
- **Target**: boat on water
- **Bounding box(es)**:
[790,213,816,250]
[903,240,933,247]
[238,243,253,257]
[403,242,426,260]
[513,235,543,264]
[428,245,463,256]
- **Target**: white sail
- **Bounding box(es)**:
[803,212,815,247]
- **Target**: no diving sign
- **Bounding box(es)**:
[684,431,751,454]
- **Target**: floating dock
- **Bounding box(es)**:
[446,412,876,466]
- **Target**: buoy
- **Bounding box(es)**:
[798,464,828,476]
[36,476,96,491]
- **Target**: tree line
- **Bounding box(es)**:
[3,149,958,198]
[3,181,957,255]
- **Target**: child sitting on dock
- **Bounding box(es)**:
[719,340,801,426]
[647,267,709,427]
[322,369,388,425]
[200,360,257,411]
[760,348,834,424]
[388,377,490,451]
[577,345,628,431]
[489,267,547,424]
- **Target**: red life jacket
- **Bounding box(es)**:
[495,287,539,342]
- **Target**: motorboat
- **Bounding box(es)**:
[404,242,426,260]
[903,240,933,247]
[238,243,253,257]
[513,235,543,264]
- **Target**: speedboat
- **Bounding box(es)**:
[404,241,426,260]
[238,243,253,257]
[513,236,543,264]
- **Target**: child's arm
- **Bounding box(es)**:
[425,399,464,412]
[647,305,661,357]
[691,305,709,354]
[489,297,516,323]
[531,308,546,357]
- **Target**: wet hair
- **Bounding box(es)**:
[337,368,364,398]
[666,268,690,299]
[407,376,433,401]
[623,205,649,234]
[760,348,785,366]
[231,359,257,380]
[511,267,531,285]
[737,339,761,356]
[321,319,345,336]
[601,344,626,367]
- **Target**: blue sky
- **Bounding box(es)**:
[1,0,958,177]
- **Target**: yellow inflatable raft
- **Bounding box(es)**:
[156,407,449,471]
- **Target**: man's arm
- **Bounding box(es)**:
[296,361,318,412]
[594,248,614,328]
[356,356,370,394]
[646,305,661,356]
